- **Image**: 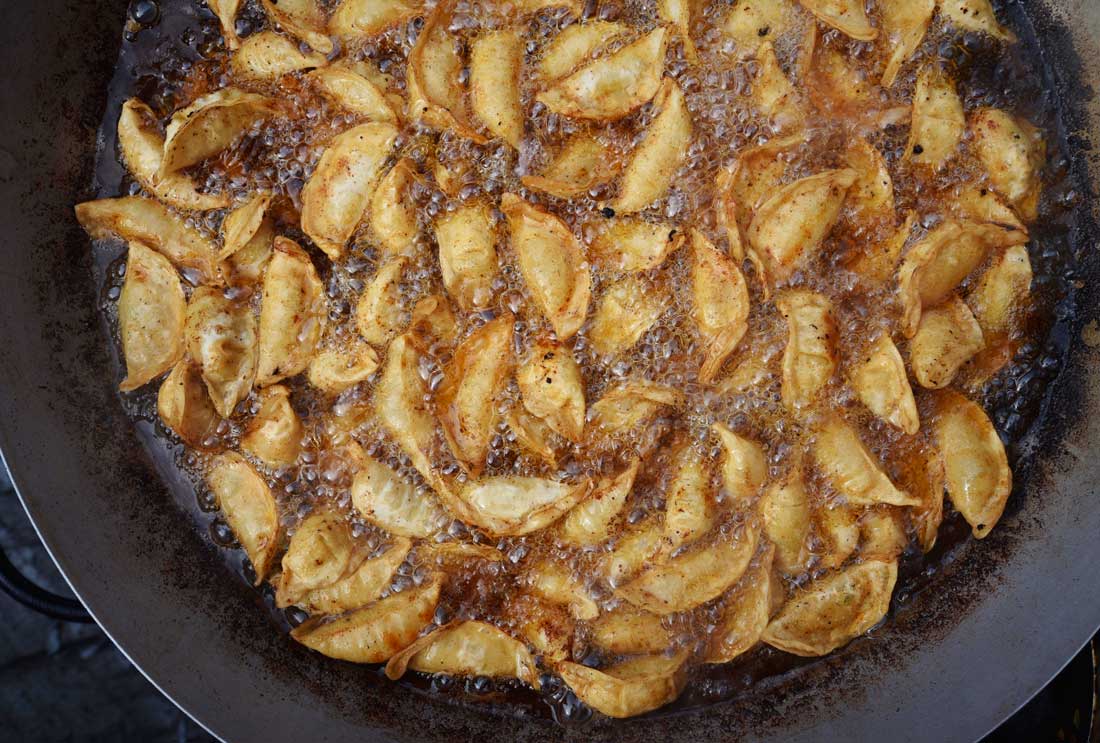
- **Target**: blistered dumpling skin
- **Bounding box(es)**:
[501,194,591,340]
[526,560,599,620]
[207,0,242,49]
[276,510,359,605]
[308,66,401,123]
[300,122,399,260]
[663,443,717,551]
[115,241,186,391]
[356,257,408,347]
[777,290,836,410]
[763,559,897,656]
[255,238,325,386]
[536,27,669,121]
[588,381,682,439]
[522,133,621,199]
[813,415,919,507]
[557,651,689,719]
[588,218,681,273]
[307,341,380,395]
[969,244,1033,338]
[208,452,281,583]
[292,575,442,662]
[286,538,412,616]
[385,620,541,689]
[934,391,1011,538]
[534,21,631,84]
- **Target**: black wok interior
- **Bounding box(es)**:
[1,1,1099,741]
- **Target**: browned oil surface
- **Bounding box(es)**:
[87,0,1085,727]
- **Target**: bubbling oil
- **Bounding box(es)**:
[89,0,1084,726]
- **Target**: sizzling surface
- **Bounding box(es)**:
[83,0,1085,726]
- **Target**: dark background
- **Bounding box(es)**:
[0,468,1094,743]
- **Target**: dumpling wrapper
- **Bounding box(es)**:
[934,390,1011,538]
[762,460,811,573]
[75,196,220,285]
[301,122,399,259]
[284,538,412,615]
[240,384,304,468]
[970,108,1044,222]
[276,510,359,604]
[536,21,631,84]
[879,0,934,88]
[370,158,420,258]
[450,476,591,537]
[436,313,515,472]
[798,0,878,41]
[617,523,760,615]
[937,0,1017,42]
[536,27,669,121]
[292,575,442,662]
[260,0,333,54]
[705,545,776,663]
[470,29,525,149]
[589,606,672,655]
[517,338,586,443]
[385,620,541,688]
[308,66,401,123]
[776,290,836,410]
[356,257,408,346]
[207,0,242,49]
[209,452,281,583]
[157,361,220,449]
[328,0,421,43]
[813,415,919,507]
[557,458,640,547]
[521,132,620,199]
[351,456,446,538]
[588,381,682,438]
[763,559,897,656]
[231,31,328,81]
[117,241,186,391]
[909,296,986,389]
[690,230,750,383]
[850,335,919,434]
[746,168,857,285]
[589,274,668,357]
[712,423,768,508]
[663,443,717,551]
[611,77,693,214]
[160,88,275,176]
[117,99,229,211]
[255,238,325,386]
[907,65,965,170]
[557,651,689,718]
[588,218,681,273]
[306,341,380,395]
[501,193,591,340]
[185,286,257,417]
[436,203,497,310]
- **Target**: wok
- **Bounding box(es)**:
[1,1,1099,740]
